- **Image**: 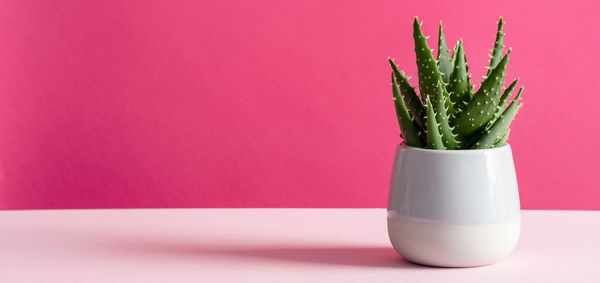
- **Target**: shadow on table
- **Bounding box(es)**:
[53,227,429,269]
[200,246,422,269]
[105,239,427,269]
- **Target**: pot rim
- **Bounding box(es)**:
[399,142,510,154]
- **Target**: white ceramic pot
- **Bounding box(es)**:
[387,143,521,267]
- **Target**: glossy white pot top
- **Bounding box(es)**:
[388,144,521,224]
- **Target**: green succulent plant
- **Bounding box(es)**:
[389,17,523,150]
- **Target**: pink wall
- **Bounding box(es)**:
[0,0,598,209]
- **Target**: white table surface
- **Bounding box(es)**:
[0,209,598,282]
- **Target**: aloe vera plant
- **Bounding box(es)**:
[389,17,523,149]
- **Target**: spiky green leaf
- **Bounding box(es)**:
[412,17,444,104]
[454,50,511,143]
[392,73,425,147]
[472,88,522,149]
[448,40,473,113]
[486,17,505,77]
[388,58,426,130]
[489,79,519,127]
[492,129,510,147]
[437,22,453,83]
[433,81,458,149]
[441,83,454,115]
[425,97,445,150]
[451,41,459,64]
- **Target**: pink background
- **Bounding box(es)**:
[0,0,598,210]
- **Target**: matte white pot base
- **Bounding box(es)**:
[388,215,520,268]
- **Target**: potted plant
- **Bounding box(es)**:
[387,17,523,267]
